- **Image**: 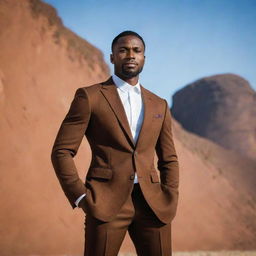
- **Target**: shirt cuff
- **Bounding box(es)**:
[75,193,86,207]
[134,173,138,184]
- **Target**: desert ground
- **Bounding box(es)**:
[23,252,256,256]
[119,252,256,256]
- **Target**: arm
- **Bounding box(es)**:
[51,88,91,209]
[155,99,179,218]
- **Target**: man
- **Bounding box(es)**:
[51,30,179,256]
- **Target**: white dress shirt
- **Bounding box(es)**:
[75,74,144,207]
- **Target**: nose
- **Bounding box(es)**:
[127,49,135,58]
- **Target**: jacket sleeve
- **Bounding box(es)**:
[155,99,179,218]
[51,88,91,209]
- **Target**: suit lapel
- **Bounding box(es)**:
[100,77,153,150]
[100,77,135,148]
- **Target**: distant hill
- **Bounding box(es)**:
[172,73,256,160]
[0,0,255,255]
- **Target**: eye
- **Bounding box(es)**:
[134,48,142,53]
[119,48,126,53]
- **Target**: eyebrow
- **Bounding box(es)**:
[118,45,143,49]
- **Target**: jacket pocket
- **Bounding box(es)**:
[150,171,160,183]
[87,167,113,180]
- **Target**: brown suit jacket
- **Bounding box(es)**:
[51,77,179,223]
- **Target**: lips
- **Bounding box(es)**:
[123,62,137,67]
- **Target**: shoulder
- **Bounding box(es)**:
[141,85,167,105]
[74,77,111,111]
[76,77,112,97]
[79,82,102,95]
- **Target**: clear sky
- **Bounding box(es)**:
[44,0,256,105]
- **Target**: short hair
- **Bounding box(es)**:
[111,30,145,52]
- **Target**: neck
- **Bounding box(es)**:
[115,73,139,86]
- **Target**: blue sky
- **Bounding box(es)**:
[44,0,256,105]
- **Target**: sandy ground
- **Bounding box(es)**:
[119,252,256,256]
[17,252,256,256]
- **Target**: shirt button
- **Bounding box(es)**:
[130,174,135,180]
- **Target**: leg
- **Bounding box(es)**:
[84,194,135,256]
[128,184,172,256]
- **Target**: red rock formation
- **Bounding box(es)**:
[0,0,109,255]
[171,119,256,251]
[0,0,255,255]
[172,74,256,160]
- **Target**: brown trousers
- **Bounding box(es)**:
[84,184,172,256]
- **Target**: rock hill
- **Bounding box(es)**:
[0,0,108,254]
[171,74,256,160]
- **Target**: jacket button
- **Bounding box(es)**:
[130,174,135,180]
[134,151,138,156]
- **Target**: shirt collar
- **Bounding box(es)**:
[112,74,141,94]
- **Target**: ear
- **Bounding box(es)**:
[110,53,114,64]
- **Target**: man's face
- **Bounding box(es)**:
[110,35,145,79]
